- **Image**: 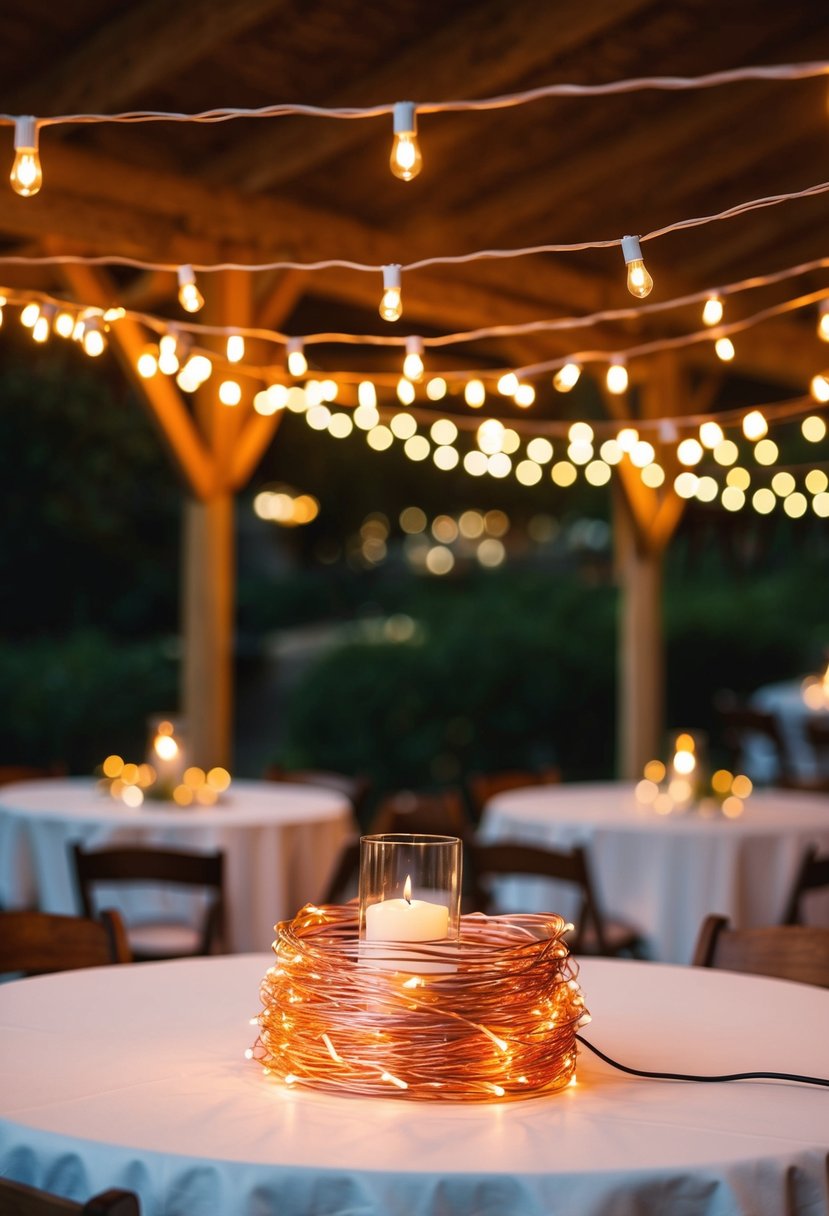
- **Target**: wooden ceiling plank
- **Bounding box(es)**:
[10,0,285,115]
[206,0,656,192]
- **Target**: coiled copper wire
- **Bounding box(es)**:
[249,904,589,1102]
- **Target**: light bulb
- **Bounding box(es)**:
[10,117,42,197]
[137,348,159,378]
[606,361,628,394]
[379,264,402,322]
[82,319,106,357]
[20,302,40,328]
[818,300,829,343]
[715,336,735,362]
[390,102,422,182]
[32,312,51,343]
[177,265,204,313]
[226,333,245,363]
[287,338,307,377]
[403,335,424,381]
[621,235,653,299]
[742,409,768,441]
[702,295,724,326]
[553,363,581,392]
[54,309,75,338]
[158,333,180,375]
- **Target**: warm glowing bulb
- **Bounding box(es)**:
[158,333,180,375]
[380,265,402,321]
[702,295,724,326]
[621,236,653,299]
[32,313,50,343]
[810,373,829,403]
[82,323,106,357]
[10,117,42,197]
[403,335,424,381]
[742,409,768,441]
[137,349,158,378]
[54,309,75,338]
[177,265,204,313]
[219,379,241,406]
[606,362,628,394]
[390,103,422,181]
[715,337,735,362]
[287,339,307,377]
[553,363,581,392]
[226,333,245,363]
[20,302,40,328]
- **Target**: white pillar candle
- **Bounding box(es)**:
[365,896,449,942]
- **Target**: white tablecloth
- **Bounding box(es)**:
[0,953,827,1216]
[0,778,355,952]
[479,781,829,963]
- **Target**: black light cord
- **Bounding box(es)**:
[575,1034,829,1088]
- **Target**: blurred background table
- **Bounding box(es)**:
[1,953,827,1216]
[480,781,829,963]
[0,778,355,952]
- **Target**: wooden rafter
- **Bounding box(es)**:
[9,0,283,114]
[205,0,655,193]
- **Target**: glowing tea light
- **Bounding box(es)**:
[364,876,449,942]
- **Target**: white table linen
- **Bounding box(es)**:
[0,953,827,1216]
[479,781,829,963]
[0,778,355,952]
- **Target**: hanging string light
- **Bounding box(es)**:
[226,333,245,362]
[9,117,42,197]
[715,336,736,361]
[389,102,422,181]
[621,235,654,299]
[379,265,403,321]
[403,335,424,381]
[286,337,308,377]
[553,363,581,392]
[702,294,724,325]
[606,360,628,394]
[177,265,204,313]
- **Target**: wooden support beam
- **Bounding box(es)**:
[52,257,216,501]
[10,0,282,115]
[255,270,307,331]
[182,495,234,769]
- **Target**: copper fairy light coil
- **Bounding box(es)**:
[249,904,589,1102]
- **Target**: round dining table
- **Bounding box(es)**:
[0,952,827,1216]
[0,778,355,952]
[479,781,829,964]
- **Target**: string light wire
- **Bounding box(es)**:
[3,59,827,128]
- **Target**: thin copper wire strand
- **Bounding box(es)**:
[250,906,589,1102]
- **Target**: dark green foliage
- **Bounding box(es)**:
[0,630,177,772]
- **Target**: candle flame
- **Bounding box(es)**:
[403,875,412,903]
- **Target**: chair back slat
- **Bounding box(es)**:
[693,915,829,987]
[71,845,225,960]
[0,909,131,976]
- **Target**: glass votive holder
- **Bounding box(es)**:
[358,833,462,970]
[145,713,187,800]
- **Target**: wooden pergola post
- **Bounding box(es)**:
[603,354,720,778]
[56,259,285,771]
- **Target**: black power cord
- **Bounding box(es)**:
[576,1034,829,1088]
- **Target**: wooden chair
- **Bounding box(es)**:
[716,703,796,785]
[805,717,829,773]
[369,787,474,842]
[71,844,225,962]
[465,766,561,823]
[0,1178,139,1216]
[466,840,644,957]
[0,763,66,786]
[781,845,829,925]
[265,765,372,819]
[0,909,131,976]
[692,915,829,987]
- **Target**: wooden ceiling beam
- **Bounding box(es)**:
[0,143,818,389]
[9,0,284,115]
[205,0,655,193]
